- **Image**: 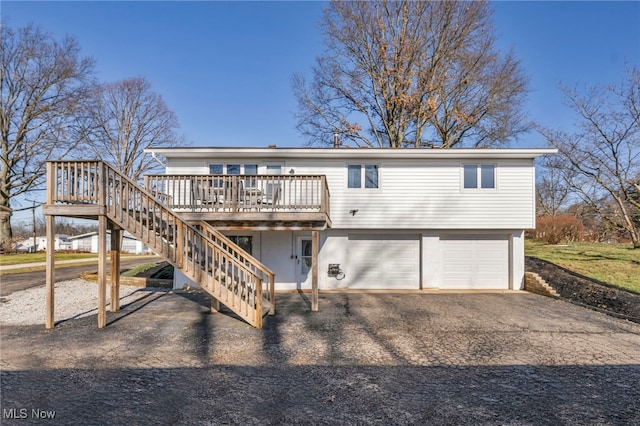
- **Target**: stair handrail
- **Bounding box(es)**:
[47,160,275,326]
[198,221,275,314]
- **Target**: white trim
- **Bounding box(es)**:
[147,147,557,160]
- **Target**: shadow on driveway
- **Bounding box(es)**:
[2,291,639,424]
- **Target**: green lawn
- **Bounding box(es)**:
[525,240,640,293]
[121,262,158,277]
[0,252,97,266]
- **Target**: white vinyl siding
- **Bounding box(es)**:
[265,165,282,174]
[328,159,534,229]
[165,157,536,230]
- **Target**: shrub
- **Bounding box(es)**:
[535,215,585,244]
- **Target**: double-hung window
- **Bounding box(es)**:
[348,164,379,189]
[463,164,496,189]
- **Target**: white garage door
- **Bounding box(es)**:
[348,235,420,289]
[441,236,509,289]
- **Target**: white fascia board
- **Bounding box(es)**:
[68,232,99,240]
[145,147,558,160]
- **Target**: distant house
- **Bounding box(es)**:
[69,231,153,255]
[15,235,72,252]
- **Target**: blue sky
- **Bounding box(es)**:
[3,1,640,224]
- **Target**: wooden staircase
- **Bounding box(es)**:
[45,161,275,328]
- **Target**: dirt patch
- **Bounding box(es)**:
[526,256,640,323]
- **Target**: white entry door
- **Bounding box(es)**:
[296,237,313,289]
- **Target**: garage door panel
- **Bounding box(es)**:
[478,265,505,275]
[478,249,505,259]
[444,264,472,274]
[441,236,508,289]
[444,249,473,258]
[348,235,419,289]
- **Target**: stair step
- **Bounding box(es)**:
[102,167,271,328]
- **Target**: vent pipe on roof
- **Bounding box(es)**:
[333,132,341,149]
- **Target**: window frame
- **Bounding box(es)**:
[462,163,497,190]
[346,163,381,190]
[208,163,259,175]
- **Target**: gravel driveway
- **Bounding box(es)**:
[1,289,639,425]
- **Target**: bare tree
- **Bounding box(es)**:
[293,0,528,148]
[83,77,182,182]
[536,155,574,217]
[536,68,640,248]
[0,23,94,245]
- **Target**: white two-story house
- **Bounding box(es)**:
[145,147,554,292]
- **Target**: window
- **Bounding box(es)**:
[209,164,223,174]
[348,165,361,188]
[209,164,258,175]
[209,163,262,187]
[243,164,258,186]
[348,164,379,189]
[463,164,495,189]
[365,165,379,188]
[208,164,224,188]
[480,165,495,189]
[228,236,252,254]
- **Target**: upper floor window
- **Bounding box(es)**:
[209,164,223,174]
[463,164,495,189]
[209,163,259,187]
[348,164,379,188]
[208,164,258,175]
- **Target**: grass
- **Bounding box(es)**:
[0,252,158,275]
[121,262,159,277]
[0,252,97,266]
[525,240,640,293]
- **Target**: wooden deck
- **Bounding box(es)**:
[144,174,331,230]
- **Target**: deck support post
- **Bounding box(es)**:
[311,230,319,312]
[110,227,122,312]
[45,214,55,329]
[98,215,107,328]
[211,298,220,313]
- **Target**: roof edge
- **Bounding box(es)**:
[145,147,557,159]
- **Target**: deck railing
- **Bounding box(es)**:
[144,174,330,216]
[46,160,275,327]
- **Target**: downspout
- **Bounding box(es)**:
[151,152,166,169]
